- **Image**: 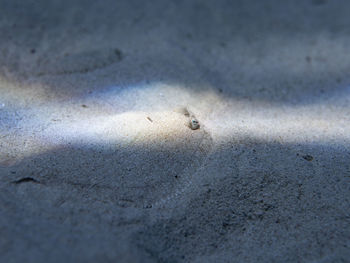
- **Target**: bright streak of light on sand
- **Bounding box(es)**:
[1,81,350,167]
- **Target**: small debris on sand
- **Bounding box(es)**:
[12,177,40,185]
[302,155,314,161]
[189,117,200,130]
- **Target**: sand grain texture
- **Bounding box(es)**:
[1,0,350,262]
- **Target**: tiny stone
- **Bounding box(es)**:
[189,117,200,130]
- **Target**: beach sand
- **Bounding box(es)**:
[1,0,350,262]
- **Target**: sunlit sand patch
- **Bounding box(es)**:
[40,109,212,151]
[205,99,350,146]
[2,77,349,172]
[0,80,220,170]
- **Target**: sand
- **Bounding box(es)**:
[1,0,350,262]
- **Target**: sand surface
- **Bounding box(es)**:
[1,0,350,262]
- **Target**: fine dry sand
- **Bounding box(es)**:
[1,0,350,262]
